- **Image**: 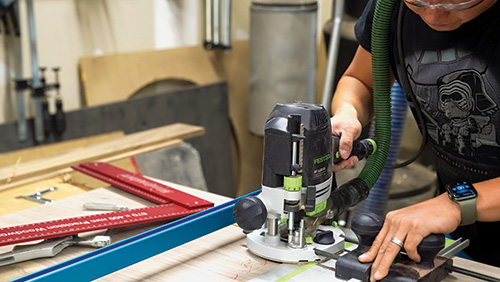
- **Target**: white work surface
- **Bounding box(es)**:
[0,180,499,282]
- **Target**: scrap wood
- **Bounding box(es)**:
[0,123,204,191]
[0,131,126,168]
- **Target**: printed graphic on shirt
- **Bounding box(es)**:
[415,69,499,158]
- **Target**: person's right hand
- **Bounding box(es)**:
[358,193,461,282]
[330,112,363,172]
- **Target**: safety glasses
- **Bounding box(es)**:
[403,0,485,11]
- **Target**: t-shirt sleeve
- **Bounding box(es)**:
[354,0,378,52]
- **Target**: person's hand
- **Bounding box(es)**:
[330,113,362,172]
[358,194,462,282]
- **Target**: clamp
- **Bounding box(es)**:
[0,235,111,267]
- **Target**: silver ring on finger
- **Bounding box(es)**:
[390,237,403,248]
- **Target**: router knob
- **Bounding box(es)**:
[350,213,384,253]
[314,230,335,245]
[417,234,445,269]
[233,196,267,231]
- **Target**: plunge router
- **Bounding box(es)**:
[233,102,375,262]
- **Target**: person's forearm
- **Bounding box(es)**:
[331,46,379,126]
[331,74,374,126]
[474,177,500,222]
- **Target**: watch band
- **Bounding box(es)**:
[458,197,477,226]
[446,181,477,226]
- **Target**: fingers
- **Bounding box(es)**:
[357,213,412,282]
[370,231,408,281]
[358,222,390,263]
[330,116,362,162]
[331,129,360,172]
[338,134,354,160]
[369,232,424,282]
[332,156,359,172]
[331,133,359,172]
[403,232,423,263]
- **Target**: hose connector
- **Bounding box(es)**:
[329,178,370,217]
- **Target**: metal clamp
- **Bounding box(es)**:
[0,234,111,267]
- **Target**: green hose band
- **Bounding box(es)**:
[358,0,398,189]
[366,138,378,155]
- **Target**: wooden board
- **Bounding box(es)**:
[79,45,220,106]
[0,123,204,188]
[0,139,182,193]
[0,131,124,168]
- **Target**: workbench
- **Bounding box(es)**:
[1,179,499,282]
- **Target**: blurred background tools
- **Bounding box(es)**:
[1,0,65,143]
[203,0,231,50]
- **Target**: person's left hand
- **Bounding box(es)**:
[358,193,462,282]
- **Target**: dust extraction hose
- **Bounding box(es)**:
[330,0,399,217]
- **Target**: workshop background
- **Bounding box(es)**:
[0,0,431,213]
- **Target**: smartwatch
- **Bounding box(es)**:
[445,181,477,226]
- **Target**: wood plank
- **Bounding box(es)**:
[79,45,220,106]
[0,139,183,192]
[0,123,204,187]
[0,131,125,168]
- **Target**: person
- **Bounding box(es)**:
[330,0,500,281]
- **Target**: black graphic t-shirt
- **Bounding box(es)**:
[355,0,500,266]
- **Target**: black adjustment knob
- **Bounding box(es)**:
[314,230,335,245]
[417,234,445,269]
[233,196,267,231]
[351,213,384,253]
[39,67,47,85]
[42,98,53,135]
[53,98,66,134]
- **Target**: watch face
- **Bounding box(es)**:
[449,181,477,200]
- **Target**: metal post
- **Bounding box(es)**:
[212,0,220,47]
[204,0,213,49]
[221,0,231,49]
[321,0,345,115]
[4,1,27,142]
[26,0,44,142]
